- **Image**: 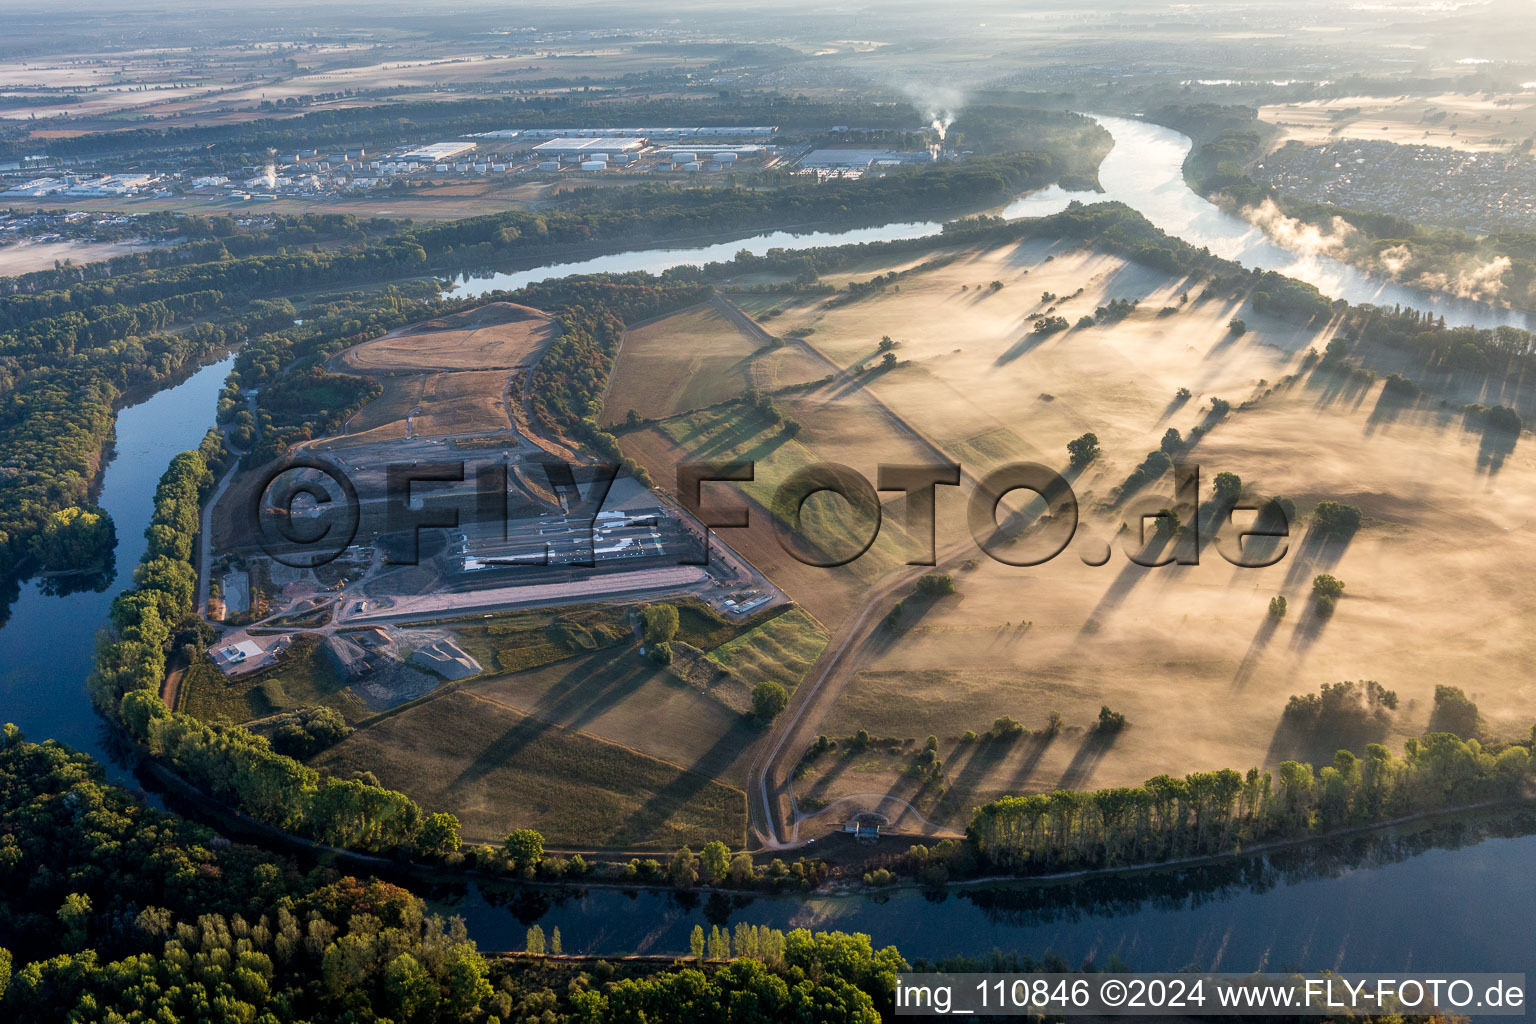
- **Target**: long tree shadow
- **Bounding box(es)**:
[1154,391,1192,426]
[1363,388,1418,436]
[608,727,749,847]
[1057,731,1119,790]
[1231,614,1282,690]
[1009,732,1056,790]
[931,738,1010,820]
[1477,423,1519,476]
[451,648,658,788]
[1286,601,1337,654]
[995,328,1057,366]
[1279,522,1353,592]
[1079,530,1175,635]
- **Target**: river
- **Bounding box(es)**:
[1,115,1531,967]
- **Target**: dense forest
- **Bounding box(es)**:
[0,729,906,1022]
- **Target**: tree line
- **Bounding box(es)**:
[968,730,1533,874]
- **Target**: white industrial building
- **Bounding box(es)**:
[475,126,778,141]
[532,137,645,157]
[798,149,935,171]
[400,141,477,162]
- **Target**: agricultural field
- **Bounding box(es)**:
[693,238,1536,828]
[311,689,746,848]
[337,302,556,373]
[1260,92,1536,153]
[601,300,826,424]
[0,238,167,275]
[618,376,938,625]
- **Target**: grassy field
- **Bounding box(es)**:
[465,645,762,785]
[601,302,825,424]
[177,635,369,725]
[443,604,634,674]
[312,689,746,849]
[705,607,830,690]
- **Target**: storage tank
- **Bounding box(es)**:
[712,152,738,164]
[671,151,697,163]
[579,160,606,171]
[537,161,561,171]
[680,161,702,172]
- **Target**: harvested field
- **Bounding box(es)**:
[601,301,825,424]
[312,689,745,848]
[466,645,762,785]
[330,368,515,444]
[338,301,557,372]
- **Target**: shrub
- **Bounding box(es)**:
[1268,595,1287,620]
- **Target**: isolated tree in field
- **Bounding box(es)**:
[1152,508,1181,540]
[639,603,679,646]
[690,925,705,959]
[1096,706,1128,733]
[1228,318,1247,335]
[503,828,544,873]
[878,336,896,351]
[625,409,644,428]
[1212,471,1242,503]
[1160,428,1183,456]
[753,680,789,721]
[1313,500,1362,538]
[700,840,731,882]
[1067,432,1101,468]
[1269,595,1287,620]
[1312,573,1345,617]
[881,351,897,368]
[550,927,562,955]
[914,572,954,597]
[525,925,545,954]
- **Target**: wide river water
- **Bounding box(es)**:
[1,115,1531,969]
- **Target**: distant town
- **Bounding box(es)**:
[1256,138,1536,233]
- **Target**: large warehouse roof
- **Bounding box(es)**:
[400,141,477,162]
[532,137,646,155]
